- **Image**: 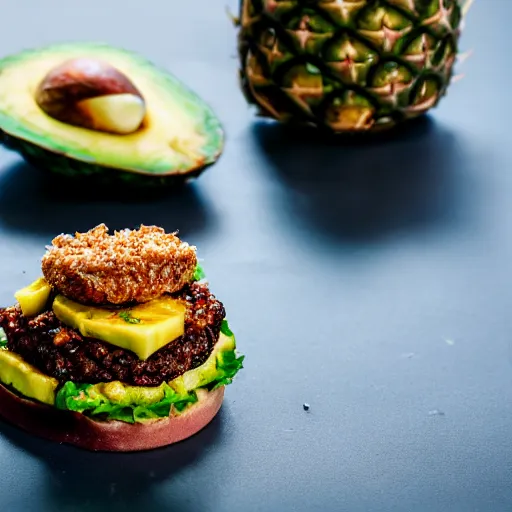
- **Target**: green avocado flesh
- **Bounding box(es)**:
[0,42,224,186]
[0,321,244,423]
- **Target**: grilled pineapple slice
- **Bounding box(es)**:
[14,277,52,317]
[53,295,186,359]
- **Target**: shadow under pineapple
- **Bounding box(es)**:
[251,116,474,247]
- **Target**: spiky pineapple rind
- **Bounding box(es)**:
[238,0,464,133]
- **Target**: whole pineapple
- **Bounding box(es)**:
[237,0,467,132]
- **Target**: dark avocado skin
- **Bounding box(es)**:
[1,132,213,189]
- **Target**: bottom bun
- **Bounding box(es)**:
[0,383,225,452]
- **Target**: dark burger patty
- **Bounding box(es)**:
[0,282,225,387]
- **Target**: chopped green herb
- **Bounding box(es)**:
[119,311,141,324]
[0,328,6,349]
[306,62,321,75]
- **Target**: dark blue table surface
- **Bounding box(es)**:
[0,2,511,511]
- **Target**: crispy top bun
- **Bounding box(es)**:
[41,224,197,305]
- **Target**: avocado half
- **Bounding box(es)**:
[0,42,224,187]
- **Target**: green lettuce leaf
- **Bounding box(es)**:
[55,381,197,424]
[220,319,233,337]
[212,320,244,388]
[193,263,206,282]
[0,328,7,349]
[209,346,245,390]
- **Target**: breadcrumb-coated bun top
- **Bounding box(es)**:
[46,224,195,268]
[41,224,198,305]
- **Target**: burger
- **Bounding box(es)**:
[0,224,244,451]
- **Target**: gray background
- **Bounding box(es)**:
[0,1,511,511]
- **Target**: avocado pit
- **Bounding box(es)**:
[35,57,146,135]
